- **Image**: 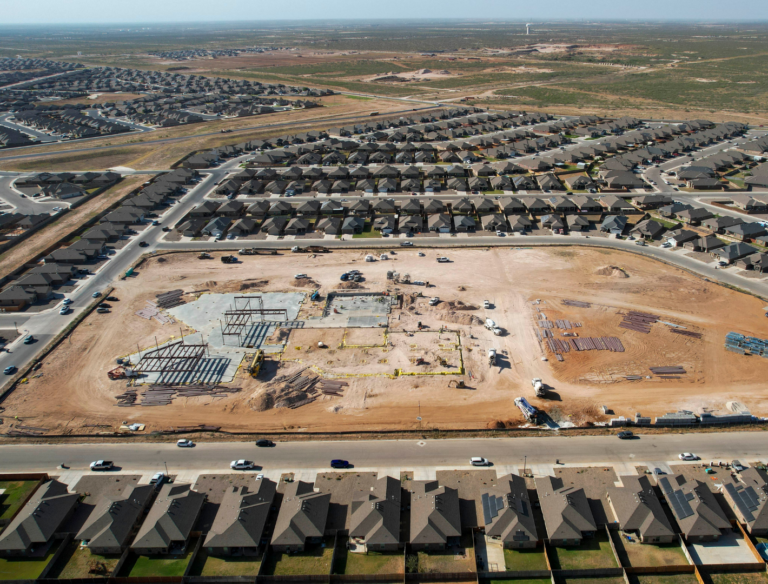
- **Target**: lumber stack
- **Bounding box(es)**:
[619,311,658,334]
[670,329,702,339]
[650,366,686,375]
[562,300,591,308]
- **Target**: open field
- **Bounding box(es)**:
[4,244,768,436]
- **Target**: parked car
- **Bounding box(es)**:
[176,439,194,447]
[470,457,490,466]
[230,460,256,470]
[256,439,274,447]
[294,273,308,279]
[331,459,350,469]
[617,431,634,439]
[679,453,699,461]
[400,241,413,247]
[106,296,119,302]
[152,221,161,226]
[96,307,110,313]
[436,257,449,262]
[92,292,101,298]
[483,300,491,309]
[149,472,166,485]
[89,460,113,471]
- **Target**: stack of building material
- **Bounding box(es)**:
[562,299,591,308]
[155,289,185,309]
[619,311,658,333]
[537,320,554,329]
[569,337,624,352]
[139,384,241,406]
[650,366,686,375]
[670,329,702,339]
[270,368,321,409]
[115,388,139,406]
[555,319,579,330]
[318,379,348,396]
[724,332,768,356]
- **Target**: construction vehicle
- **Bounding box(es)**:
[220,255,237,263]
[532,378,546,397]
[488,348,497,366]
[485,319,502,336]
[448,379,466,388]
[310,289,320,301]
[249,350,264,377]
[198,252,212,259]
[515,397,539,423]
[107,365,136,380]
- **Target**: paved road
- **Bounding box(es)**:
[0,431,764,473]
[0,176,69,214]
[0,113,58,144]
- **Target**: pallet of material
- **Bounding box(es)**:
[562,300,591,308]
[659,376,682,380]
[625,375,643,380]
[671,329,702,339]
[650,366,686,375]
[555,354,564,362]
[537,320,554,329]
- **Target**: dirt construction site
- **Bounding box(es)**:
[4,246,768,436]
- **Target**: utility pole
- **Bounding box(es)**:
[523,455,527,476]
[164,461,169,476]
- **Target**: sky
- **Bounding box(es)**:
[0,0,766,25]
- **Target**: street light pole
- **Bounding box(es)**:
[164,461,169,476]
[523,455,527,477]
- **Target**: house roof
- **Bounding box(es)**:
[723,468,768,532]
[131,484,206,551]
[349,476,401,546]
[483,474,538,544]
[205,480,276,549]
[606,476,675,540]
[0,480,79,552]
[659,475,730,539]
[409,481,461,545]
[77,485,153,551]
[271,481,330,547]
[535,476,596,541]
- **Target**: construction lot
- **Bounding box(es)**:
[3,245,768,435]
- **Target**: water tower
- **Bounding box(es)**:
[526,23,532,35]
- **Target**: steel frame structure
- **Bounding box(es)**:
[136,340,207,373]
[221,296,289,345]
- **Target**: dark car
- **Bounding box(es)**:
[256,439,274,447]
[98,303,110,308]
[617,431,635,440]
[23,335,34,344]
[96,307,110,313]
[331,459,350,469]
[106,296,119,302]
[138,241,149,247]
[3,366,16,375]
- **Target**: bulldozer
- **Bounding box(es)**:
[249,350,264,377]
[448,379,466,389]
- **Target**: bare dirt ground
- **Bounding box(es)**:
[4,247,768,436]
[0,176,145,279]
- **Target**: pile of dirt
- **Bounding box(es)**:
[240,279,268,290]
[594,266,629,278]
[440,300,478,311]
[435,311,483,326]
[487,419,505,429]
[292,278,319,288]
[336,281,362,290]
[266,328,291,344]
[250,392,274,412]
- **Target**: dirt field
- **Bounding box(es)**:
[4,246,768,436]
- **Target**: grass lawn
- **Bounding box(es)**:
[703,573,768,584]
[628,574,699,584]
[613,535,689,567]
[0,480,40,522]
[352,224,381,238]
[481,580,551,584]
[503,547,548,571]
[560,578,625,584]
[121,547,194,577]
[549,532,618,570]
[262,537,334,576]
[417,533,475,573]
[334,549,404,575]
[48,542,121,578]
[0,541,59,580]
[188,550,261,576]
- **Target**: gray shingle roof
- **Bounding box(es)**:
[204,480,276,550]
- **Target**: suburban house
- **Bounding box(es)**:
[535,476,597,547]
[261,216,288,236]
[566,215,590,232]
[201,217,232,238]
[605,476,675,543]
[0,480,79,556]
[341,216,365,235]
[703,216,743,234]
[721,468,768,536]
[205,479,277,556]
[230,218,257,237]
[409,480,461,551]
[658,476,730,543]
[482,474,538,549]
[676,208,714,226]
[77,485,154,555]
[666,229,700,247]
[315,217,341,235]
[724,223,767,242]
[349,476,402,552]
[453,215,477,232]
[683,235,725,253]
[571,195,602,213]
[600,215,628,235]
[731,195,768,213]
[428,214,452,233]
[507,215,532,233]
[131,484,206,555]
[630,219,665,240]
[735,253,768,272]
[714,242,758,264]
[599,195,637,214]
[285,217,311,235]
[480,214,507,232]
[270,481,330,553]
[373,215,396,234]
[399,215,423,234]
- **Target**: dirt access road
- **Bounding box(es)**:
[3,247,767,436]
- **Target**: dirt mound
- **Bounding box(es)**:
[435,311,483,326]
[487,419,505,429]
[440,300,478,311]
[293,278,318,288]
[594,265,628,278]
[336,281,362,290]
[240,279,268,290]
[250,392,273,412]
[266,328,291,344]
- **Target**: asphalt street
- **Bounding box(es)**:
[0,431,764,473]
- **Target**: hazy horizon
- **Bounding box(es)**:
[0,0,766,25]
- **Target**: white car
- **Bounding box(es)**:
[149,472,166,485]
[470,457,490,466]
[89,460,113,471]
[176,439,194,447]
[483,300,491,309]
[230,460,256,470]
[294,274,308,279]
[436,257,449,263]
[400,241,413,247]
[496,230,504,237]
[679,453,699,461]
